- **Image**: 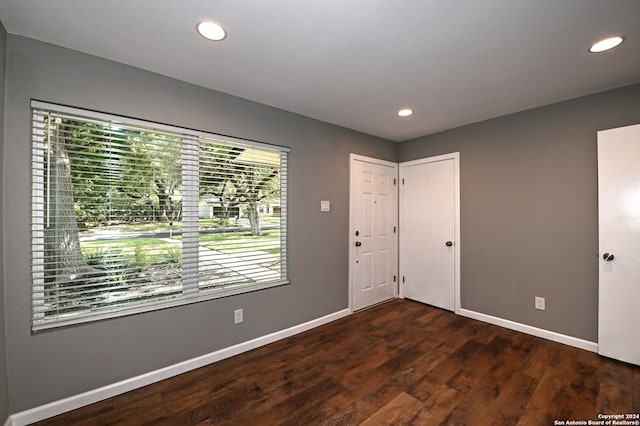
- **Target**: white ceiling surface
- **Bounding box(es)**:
[1,1,639,142]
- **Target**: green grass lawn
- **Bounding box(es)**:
[82,217,281,234]
[198,230,281,254]
[81,229,281,266]
[86,218,234,234]
[81,238,180,266]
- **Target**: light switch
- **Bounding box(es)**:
[321,200,331,212]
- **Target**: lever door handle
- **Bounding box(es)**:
[603,253,614,261]
[445,241,453,247]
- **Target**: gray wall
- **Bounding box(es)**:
[2,35,396,412]
[0,21,9,423]
[398,83,640,342]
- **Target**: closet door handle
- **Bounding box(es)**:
[445,241,453,247]
[603,253,614,261]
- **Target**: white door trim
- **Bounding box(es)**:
[349,154,399,312]
[399,152,461,314]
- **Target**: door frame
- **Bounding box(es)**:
[399,152,461,314]
[349,154,399,312]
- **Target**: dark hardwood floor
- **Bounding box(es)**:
[35,299,639,425]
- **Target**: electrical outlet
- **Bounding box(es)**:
[234,308,243,324]
[535,297,546,311]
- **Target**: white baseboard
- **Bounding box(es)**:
[7,308,351,426]
[458,308,598,352]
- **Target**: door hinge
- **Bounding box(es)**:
[393,275,396,282]
[402,276,405,283]
[402,178,405,185]
[393,225,396,233]
[393,178,396,185]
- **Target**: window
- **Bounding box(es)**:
[31,101,289,330]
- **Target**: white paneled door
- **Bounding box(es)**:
[598,123,640,366]
[350,155,398,311]
[400,154,459,311]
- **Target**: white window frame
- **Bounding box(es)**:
[30,100,290,331]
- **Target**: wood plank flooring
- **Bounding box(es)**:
[35,299,640,425]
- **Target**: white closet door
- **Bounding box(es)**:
[400,153,459,311]
[598,123,640,365]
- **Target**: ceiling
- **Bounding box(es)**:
[1,1,639,142]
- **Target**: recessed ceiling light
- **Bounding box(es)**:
[589,36,624,53]
[197,21,227,41]
[398,109,413,117]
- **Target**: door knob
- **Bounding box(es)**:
[355,241,362,247]
[445,241,453,247]
[603,253,614,261]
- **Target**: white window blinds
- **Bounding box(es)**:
[31,101,289,330]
